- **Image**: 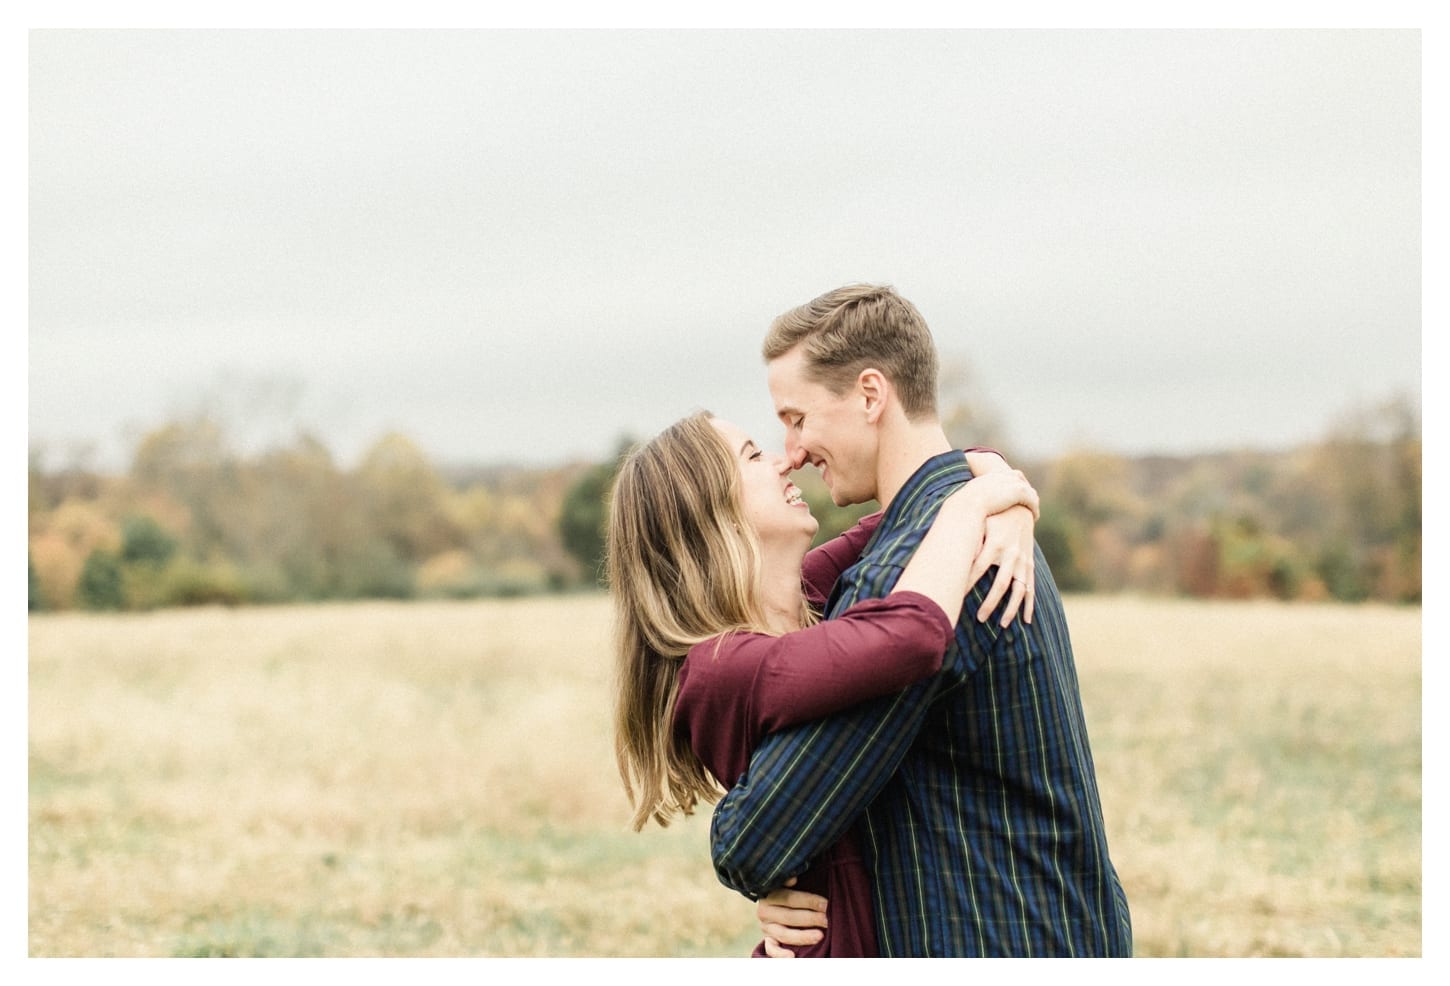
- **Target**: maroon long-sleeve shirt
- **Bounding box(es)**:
[672,513,953,957]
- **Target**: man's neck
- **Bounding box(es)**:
[875,418,954,511]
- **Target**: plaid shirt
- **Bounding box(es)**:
[710,451,1133,956]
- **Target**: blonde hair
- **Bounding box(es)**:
[762,282,940,418]
[607,410,808,830]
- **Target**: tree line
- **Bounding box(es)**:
[28,397,1419,613]
[29,420,586,612]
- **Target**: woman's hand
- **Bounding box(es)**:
[971,503,1037,626]
[955,458,1039,627]
[756,878,828,957]
[895,460,1040,628]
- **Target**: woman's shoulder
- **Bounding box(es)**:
[674,631,774,763]
[679,630,779,702]
[683,629,771,673]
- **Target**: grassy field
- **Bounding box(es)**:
[28,593,1421,958]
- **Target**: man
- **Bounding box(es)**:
[710,283,1132,957]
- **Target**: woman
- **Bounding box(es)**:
[607,410,1038,957]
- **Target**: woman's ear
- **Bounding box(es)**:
[857,367,889,425]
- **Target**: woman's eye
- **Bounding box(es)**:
[749,450,763,461]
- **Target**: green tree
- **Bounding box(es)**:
[1035,505,1093,593]
[121,515,178,566]
[1316,541,1369,602]
[559,442,632,586]
[28,554,46,612]
[77,549,125,610]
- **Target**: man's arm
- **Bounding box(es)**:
[710,666,945,898]
[709,564,1001,899]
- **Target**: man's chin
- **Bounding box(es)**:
[824,472,865,507]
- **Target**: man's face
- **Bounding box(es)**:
[766,345,879,506]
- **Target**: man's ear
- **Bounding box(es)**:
[857,368,889,425]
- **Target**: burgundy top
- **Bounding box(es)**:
[673,513,953,957]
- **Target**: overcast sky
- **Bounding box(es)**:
[27,28,1423,471]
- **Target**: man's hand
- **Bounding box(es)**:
[756,878,828,957]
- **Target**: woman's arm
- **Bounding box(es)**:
[891,465,1038,625]
[962,450,1039,626]
[689,593,954,739]
[673,593,953,809]
[690,470,1038,737]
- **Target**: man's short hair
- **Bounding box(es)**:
[762,283,940,419]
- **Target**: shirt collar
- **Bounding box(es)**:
[877,449,971,531]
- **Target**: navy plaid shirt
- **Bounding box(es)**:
[710,451,1133,956]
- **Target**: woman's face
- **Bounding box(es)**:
[710,418,819,549]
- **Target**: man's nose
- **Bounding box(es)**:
[783,433,808,470]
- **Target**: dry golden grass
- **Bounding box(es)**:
[28,594,1421,957]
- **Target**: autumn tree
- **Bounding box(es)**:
[355,433,466,565]
[235,435,386,600]
[130,416,236,558]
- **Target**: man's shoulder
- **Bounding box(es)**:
[868,477,967,555]
[825,452,972,614]
[885,451,972,521]
[830,490,956,607]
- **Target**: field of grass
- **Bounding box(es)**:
[28,593,1421,958]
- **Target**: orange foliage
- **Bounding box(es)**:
[416,550,477,595]
[30,532,84,610]
[31,499,123,608]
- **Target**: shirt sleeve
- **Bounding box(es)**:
[708,563,1000,900]
[693,591,951,736]
[799,512,883,607]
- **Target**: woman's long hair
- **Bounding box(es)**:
[607,410,778,831]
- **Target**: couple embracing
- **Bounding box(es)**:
[608,283,1133,958]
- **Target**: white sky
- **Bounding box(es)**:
[26,25,1425,470]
